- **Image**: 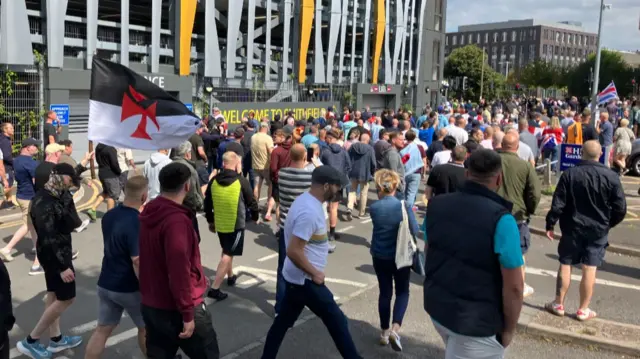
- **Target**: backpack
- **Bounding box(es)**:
[566,123,583,145]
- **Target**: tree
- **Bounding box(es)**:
[444,45,504,100]
[566,49,633,99]
[517,60,561,88]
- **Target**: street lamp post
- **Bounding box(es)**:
[589,0,611,125]
[480,48,486,100]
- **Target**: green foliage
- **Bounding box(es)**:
[343,91,354,106]
[517,60,559,88]
[566,50,633,98]
[444,45,505,100]
[401,103,413,113]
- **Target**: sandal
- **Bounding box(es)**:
[545,302,565,317]
[264,214,272,222]
[576,308,597,321]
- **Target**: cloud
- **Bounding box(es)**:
[445,0,640,51]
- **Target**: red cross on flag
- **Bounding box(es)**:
[88,58,200,150]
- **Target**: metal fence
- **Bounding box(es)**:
[0,65,43,154]
[192,75,357,117]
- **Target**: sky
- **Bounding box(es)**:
[445,0,640,52]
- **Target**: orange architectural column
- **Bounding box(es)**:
[179,0,197,76]
[372,0,386,84]
[298,0,315,83]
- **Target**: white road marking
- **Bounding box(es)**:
[105,328,140,347]
[360,218,372,224]
[257,253,279,262]
[337,226,354,233]
[526,267,640,291]
[235,265,368,288]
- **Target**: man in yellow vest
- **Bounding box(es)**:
[204,151,259,301]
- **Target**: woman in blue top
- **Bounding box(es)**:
[369,169,419,352]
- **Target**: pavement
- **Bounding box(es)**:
[1,184,639,358]
[532,174,640,253]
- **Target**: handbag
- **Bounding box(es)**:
[395,201,415,269]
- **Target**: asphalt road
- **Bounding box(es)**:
[2,187,638,358]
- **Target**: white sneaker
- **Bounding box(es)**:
[379,332,389,346]
[389,331,403,352]
[0,248,14,262]
[75,219,90,233]
[523,284,535,298]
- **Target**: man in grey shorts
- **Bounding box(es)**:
[85,176,149,359]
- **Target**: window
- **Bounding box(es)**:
[434,0,443,31]
[477,33,481,43]
[493,32,498,42]
[543,44,547,55]
[502,31,507,42]
[532,29,536,40]
[567,34,572,44]
[544,29,549,39]
[452,35,457,45]
[510,45,516,57]
[445,36,449,46]
[511,31,517,42]
[578,35,583,46]
[432,40,441,81]
[529,44,536,59]
[500,46,506,56]
[484,33,489,43]
[555,32,560,42]
[460,35,465,45]
[491,46,497,55]
[469,34,473,44]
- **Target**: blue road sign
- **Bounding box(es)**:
[49,104,70,126]
[559,144,606,171]
[185,103,193,112]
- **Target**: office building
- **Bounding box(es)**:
[445,19,597,75]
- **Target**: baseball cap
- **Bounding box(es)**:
[51,162,82,187]
[311,165,349,189]
[21,138,42,148]
[45,143,65,154]
[233,127,245,138]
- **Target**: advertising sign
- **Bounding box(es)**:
[216,102,336,125]
[559,144,606,171]
[49,104,70,126]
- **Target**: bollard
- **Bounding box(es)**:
[543,159,552,186]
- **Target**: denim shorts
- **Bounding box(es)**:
[97,286,145,327]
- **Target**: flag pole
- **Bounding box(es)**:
[88,140,96,180]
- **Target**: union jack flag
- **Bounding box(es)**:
[541,133,558,150]
[597,81,619,105]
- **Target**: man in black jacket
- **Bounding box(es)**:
[0,260,14,359]
[87,144,122,222]
[16,164,84,358]
[545,140,626,321]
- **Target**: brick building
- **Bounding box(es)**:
[445,19,597,75]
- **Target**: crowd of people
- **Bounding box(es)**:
[0,94,633,358]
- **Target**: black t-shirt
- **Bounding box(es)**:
[426,140,444,162]
[426,163,466,197]
[582,124,598,142]
[34,161,55,192]
[188,133,206,168]
[43,123,58,147]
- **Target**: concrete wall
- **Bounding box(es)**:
[415,0,446,111]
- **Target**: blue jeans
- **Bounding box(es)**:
[243,157,256,190]
[262,280,362,359]
[372,257,410,330]
[404,173,421,207]
[543,146,560,172]
[274,230,286,314]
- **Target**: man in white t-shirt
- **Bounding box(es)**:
[445,116,469,145]
[262,166,362,359]
[431,136,457,167]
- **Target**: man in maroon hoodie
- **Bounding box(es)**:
[138,162,219,358]
[264,129,292,223]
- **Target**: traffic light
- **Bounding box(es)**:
[462,76,468,91]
